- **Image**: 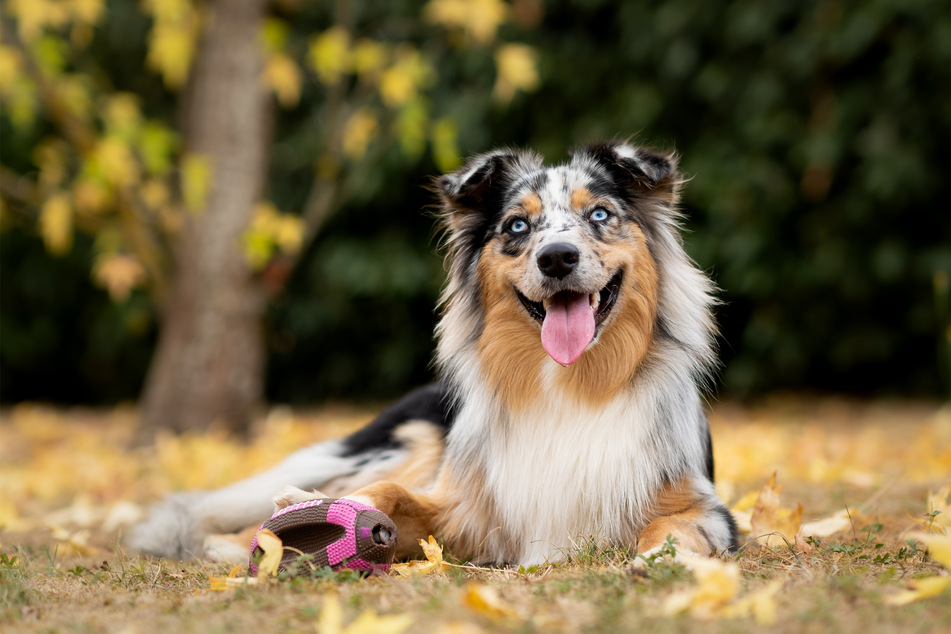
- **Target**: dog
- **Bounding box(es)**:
[127,141,738,566]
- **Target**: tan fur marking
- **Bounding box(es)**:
[570,187,596,211]
[637,477,713,555]
[557,223,659,404]
[476,246,548,413]
[379,421,445,489]
[521,192,543,217]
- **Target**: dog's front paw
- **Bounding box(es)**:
[272,485,329,510]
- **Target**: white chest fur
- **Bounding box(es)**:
[448,362,707,565]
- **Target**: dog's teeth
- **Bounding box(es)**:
[590,293,599,311]
[542,297,550,311]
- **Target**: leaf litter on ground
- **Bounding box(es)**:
[1,398,949,632]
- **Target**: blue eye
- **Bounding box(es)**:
[508,219,529,234]
[589,208,610,222]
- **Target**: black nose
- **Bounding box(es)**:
[537,243,580,279]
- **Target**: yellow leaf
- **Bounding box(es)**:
[341,108,378,160]
[379,49,432,107]
[140,179,171,211]
[352,39,386,78]
[139,122,179,176]
[39,193,73,255]
[749,472,804,548]
[431,117,461,172]
[344,611,414,634]
[181,153,213,213]
[260,18,290,54]
[317,593,345,634]
[801,509,856,538]
[255,528,283,578]
[493,44,539,103]
[57,75,93,121]
[717,578,784,625]
[464,584,520,622]
[424,0,509,45]
[391,535,450,576]
[9,0,70,42]
[682,553,741,616]
[93,254,146,302]
[263,53,302,108]
[909,531,951,569]
[96,136,140,188]
[69,0,105,26]
[0,46,22,92]
[103,93,143,139]
[145,0,201,91]
[885,576,951,606]
[309,27,350,85]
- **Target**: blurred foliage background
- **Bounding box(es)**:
[1,0,948,411]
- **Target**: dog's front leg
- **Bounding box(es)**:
[636,475,738,562]
[344,481,440,561]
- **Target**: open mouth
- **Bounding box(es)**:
[516,270,623,328]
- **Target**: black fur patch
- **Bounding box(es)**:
[340,383,455,457]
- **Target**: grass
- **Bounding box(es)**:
[1,398,949,632]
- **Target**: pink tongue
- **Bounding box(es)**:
[541,292,596,366]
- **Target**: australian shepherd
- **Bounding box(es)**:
[128,141,738,566]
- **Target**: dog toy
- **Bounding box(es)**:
[249,498,398,575]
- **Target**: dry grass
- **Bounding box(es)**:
[1,398,949,633]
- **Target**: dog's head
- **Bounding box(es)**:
[435,142,713,405]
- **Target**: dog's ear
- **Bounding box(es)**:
[436,149,543,221]
[571,142,681,204]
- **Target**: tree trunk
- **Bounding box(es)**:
[138,0,271,442]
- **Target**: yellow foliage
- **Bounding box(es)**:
[0,45,24,92]
[140,179,171,210]
[431,117,461,172]
[9,0,71,42]
[243,201,303,270]
[396,99,428,159]
[424,0,509,45]
[93,253,146,301]
[342,108,379,160]
[181,153,213,213]
[57,74,93,121]
[96,136,140,188]
[69,0,105,26]
[493,44,539,103]
[263,53,302,108]
[352,39,386,79]
[39,192,73,255]
[33,138,69,189]
[138,121,178,176]
[309,27,351,85]
[103,93,143,139]
[379,49,433,107]
[143,0,201,89]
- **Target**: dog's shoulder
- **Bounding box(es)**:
[340,383,456,457]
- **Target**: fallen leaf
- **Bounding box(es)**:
[660,554,740,618]
[464,584,520,622]
[884,576,951,606]
[908,531,951,569]
[315,594,413,634]
[801,508,859,538]
[718,579,784,625]
[749,472,804,548]
[391,535,450,576]
[255,529,283,579]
